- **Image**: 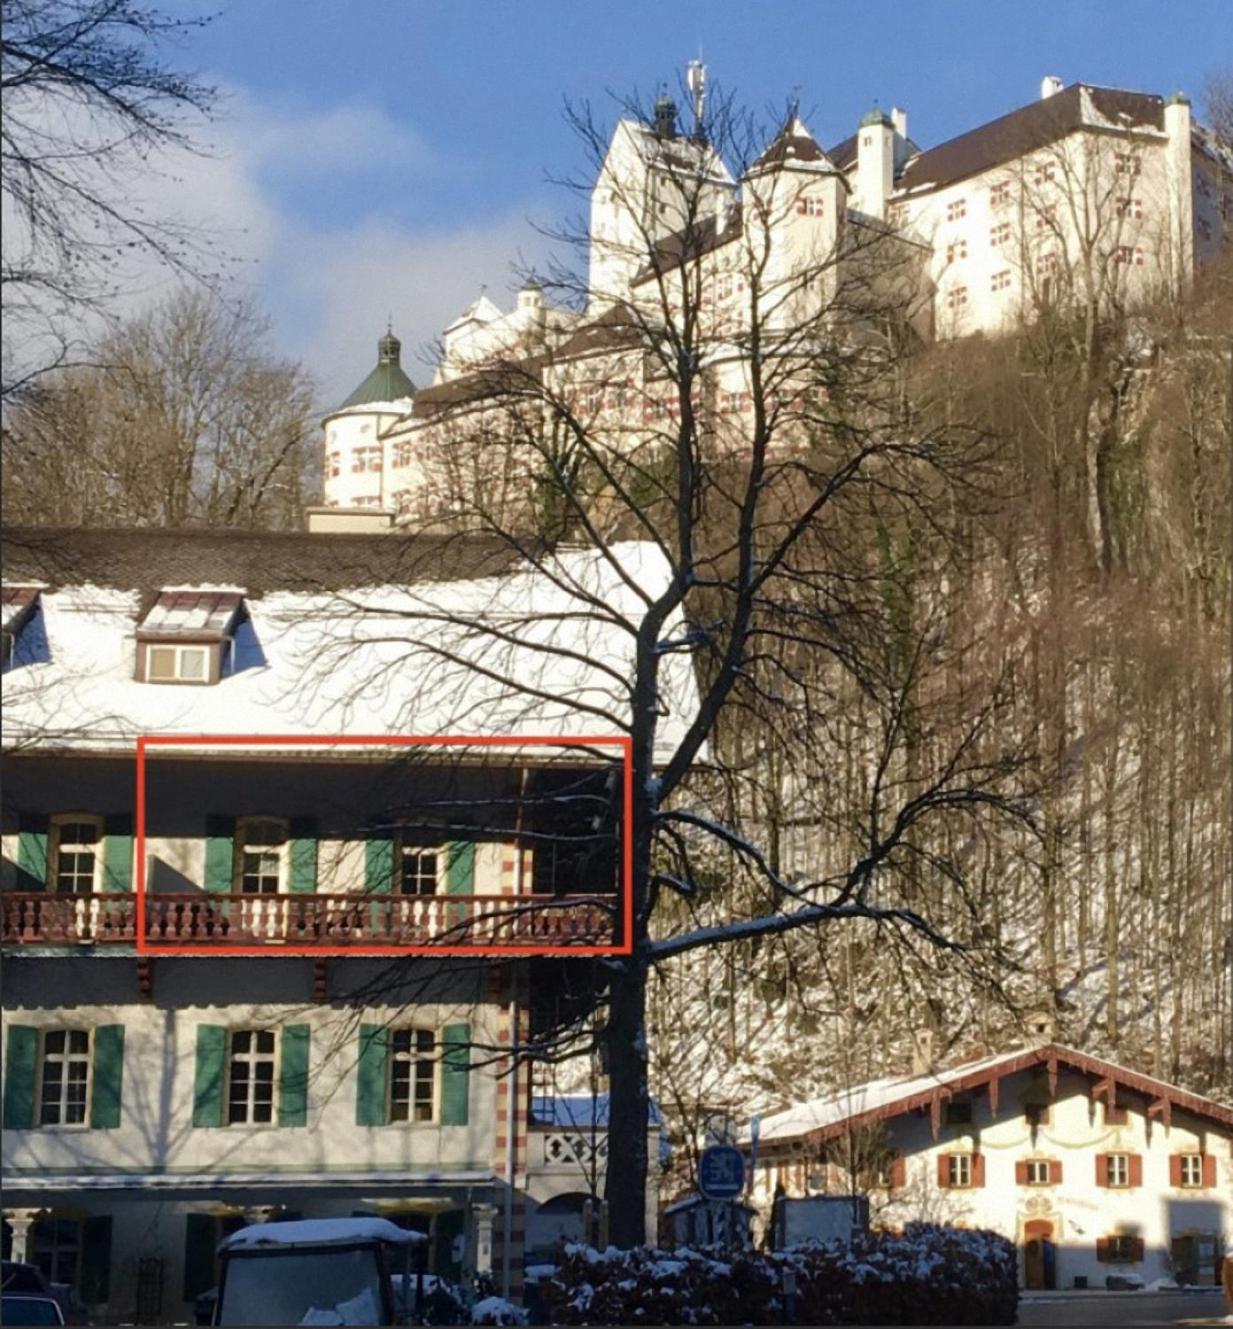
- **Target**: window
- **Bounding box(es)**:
[1035,205,1057,232]
[946,285,969,310]
[328,451,341,478]
[1174,1153,1211,1188]
[351,446,382,474]
[990,181,1011,207]
[946,239,968,263]
[227,1030,276,1124]
[353,496,382,508]
[795,196,825,217]
[31,1218,81,1288]
[1034,162,1056,185]
[1115,152,1141,176]
[399,844,440,896]
[947,1154,972,1187]
[1114,245,1144,267]
[990,221,1012,247]
[1106,1152,1130,1187]
[720,391,753,414]
[388,1028,436,1122]
[148,643,211,683]
[1025,1159,1051,1185]
[946,198,967,222]
[235,818,287,895]
[392,442,414,468]
[50,816,102,894]
[38,1029,91,1126]
[991,269,1012,292]
[1115,196,1143,220]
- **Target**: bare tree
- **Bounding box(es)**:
[2,288,317,529]
[2,0,216,398]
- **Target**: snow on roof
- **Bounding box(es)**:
[1,540,701,762]
[745,1043,1233,1146]
[1,585,41,632]
[137,589,244,640]
[531,1093,664,1129]
[219,1217,426,1251]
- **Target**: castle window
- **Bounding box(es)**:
[946,239,968,263]
[392,442,414,468]
[1116,197,1143,220]
[990,221,1011,247]
[795,196,825,217]
[946,285,969,310]
[946,198,967,222]
[328,451,341,478]
[352,446,382,474]
[1035,205,1057,231]
[1115,153,1141,176]
[990,181,1011,207]
[1114,245,1144,266]
[1034,162,1056,185]
[991,269,1012,292]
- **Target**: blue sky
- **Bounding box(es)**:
[165,1,1230,404]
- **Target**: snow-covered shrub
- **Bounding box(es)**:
[539,1224,1018,1325]
[471,1294,529,1325]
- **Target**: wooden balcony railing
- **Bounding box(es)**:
[1,891,616,948]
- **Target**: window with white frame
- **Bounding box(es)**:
[1179,1153,1204,1187]
[388,1028,436,1122]
[351,446,382,474]
[990,181,1011,207]
[991,269,1012,292]
[38,1029,91,1126]
[234,818,288,895]
[1024,1158,1051,1185]
[947,1154,972,1187]
[1106,1152,1130,1187]
[147,643,211,683]
[227,1029,276,1124]
[946,239,968,263]
[946,198,967,222]
[49,816,103,893]
[399,842,441,896]
[353,496,382,508]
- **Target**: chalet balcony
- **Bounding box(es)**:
[0,891,616,949]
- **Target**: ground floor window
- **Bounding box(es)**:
[31,1216,80,1287]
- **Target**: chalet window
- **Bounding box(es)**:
[50,816,103,894]
[1017,1158,1061,1185]
[234,818,288,895]
[946,198,967,222]
[351,446,382,474]
[1172,1153,1215,1188]
[991,269,1012,292]
[990,181,1011,207]
[226,1030,277,1124]
[990,222,1012,247]
[388,1028,436,1122]
[946,239,968,263]
[1098,1234,1144,1263]
[148,643,210,683]
[399,844,441,896]
[1097,1151,1142,1188]
[38,1029,91,1126]
[939,1153,984,1188]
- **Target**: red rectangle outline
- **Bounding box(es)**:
[135,733,633,957]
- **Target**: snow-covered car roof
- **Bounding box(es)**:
[219,1218,427,1252]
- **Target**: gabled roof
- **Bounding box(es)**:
[895,83,1165,198]
[748,1043,1233,1148]
[748,115,835,175]
[136,589,245,641]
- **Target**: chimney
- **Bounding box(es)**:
[891,107,908,139]
[1041,75,1064,100]
[305,506,395,534]
[910,1028,935,1076]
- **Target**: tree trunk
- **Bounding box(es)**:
[604,960,650,1247]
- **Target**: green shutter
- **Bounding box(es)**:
[80,1215,112,1304]
[3,1025,38,1129]
[90,1025,125,1129]
[289,817,317,893]
[365,831,395,894]
[192,1025,226,1127]
[433,1209,466,1281]
[16,813,49,890]
[182,1213,217,1301]
[445,842,475,893]
[102,814,134,892]
[356,1024,389,1126]
[439,1023,470,1126]
[204,815,235,892]
[279,1024,310,1126]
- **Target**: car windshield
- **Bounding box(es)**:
[217,1247,386,1326]
[2,1295,64,1326]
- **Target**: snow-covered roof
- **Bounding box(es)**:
[530,1093,664,1129]
[1,585,41,632]
[219,1217,426,1251]
[137,589,244,640]
[1,531,701,761]
[746,1043,1233,1147]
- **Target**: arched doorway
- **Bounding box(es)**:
[1023,1218,1057,1290]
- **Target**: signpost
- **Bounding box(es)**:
[699,1144,745,1199]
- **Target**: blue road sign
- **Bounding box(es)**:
[699,1144,745,1199]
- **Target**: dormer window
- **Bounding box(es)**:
[136,589,245,686]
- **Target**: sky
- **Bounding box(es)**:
[134,0,1231,406]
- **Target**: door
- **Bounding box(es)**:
[1023,1219,1056,1291]
[1172,1235,1198,1285]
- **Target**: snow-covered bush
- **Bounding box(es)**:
[539,1224,1018,1325]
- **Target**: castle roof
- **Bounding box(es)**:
[748,115,835,174]
[336,330,417,411]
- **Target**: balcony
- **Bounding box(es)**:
[0,891,616,949]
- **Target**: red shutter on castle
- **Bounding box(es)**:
[1095,1154,1108,1187]
[1015,1161,1028,1185]
[1128,1154,1142,1187]
[891,1156,906,1189]
[1096,1237,1110,1261]
[1203,1155,1216,1187]
[971,1154,986,1188]
[938,1154,950,1187]
[1169,1156,1183,1186]
[1049,1159,1063,1184]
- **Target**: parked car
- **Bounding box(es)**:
[0,1293,66,1325]
[213,1217,427,1326]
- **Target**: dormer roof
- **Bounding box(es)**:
[748,115,835,175]
[136,589,245,642]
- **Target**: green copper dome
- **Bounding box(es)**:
[860,105,894,129]
[337,330,416,410]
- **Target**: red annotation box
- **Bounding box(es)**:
[135,733,633,957]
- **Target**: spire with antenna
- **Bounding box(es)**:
[686,59,707,137]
